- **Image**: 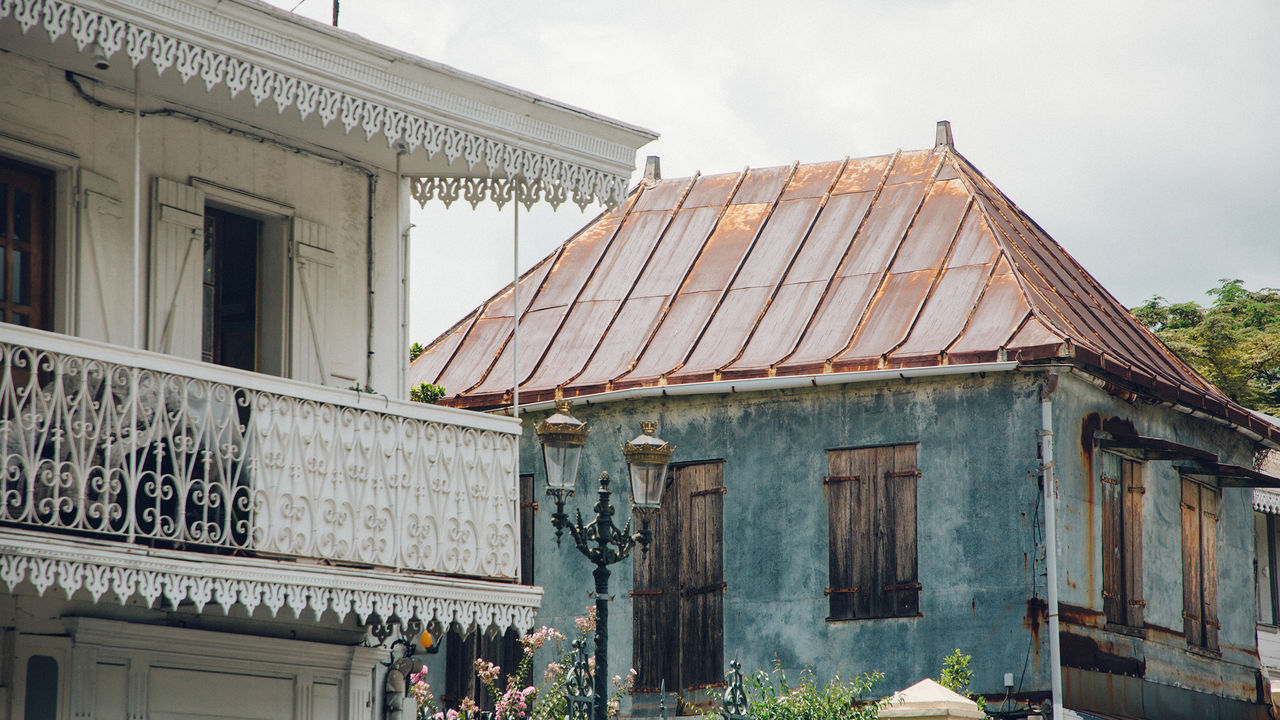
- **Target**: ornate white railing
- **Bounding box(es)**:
[0,326,521,579]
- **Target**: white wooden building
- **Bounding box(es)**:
[0,2,655,719]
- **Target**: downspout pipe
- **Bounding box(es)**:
[1040,373,1063,720]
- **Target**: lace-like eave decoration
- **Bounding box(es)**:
[2,0,628,210]
[0,550,538,633]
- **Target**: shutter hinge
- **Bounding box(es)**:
[520,501,540,511]
[824,587,860,596]
[824,475,860,486]
[628,589,663,598]
[1101,475,1120,485]
[886,470,921,479]
[691,487,727,498]
[680,582,726,597]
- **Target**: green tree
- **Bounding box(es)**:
[1132,279,1280,415]
[409,342,426,363]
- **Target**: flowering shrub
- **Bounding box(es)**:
[744,664,884,720]
[409,609,633,720]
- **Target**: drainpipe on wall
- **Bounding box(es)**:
[1040,373,1063,720]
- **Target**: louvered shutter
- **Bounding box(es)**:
[76,170,125,343]
[1122,459,1145,628]
[148,178,204,358]
[290,218,335,385]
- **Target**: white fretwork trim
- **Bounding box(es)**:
[411,176,594,212]
[0,531,541,632]
[0,0,633,209]
[1256,489,1280,515]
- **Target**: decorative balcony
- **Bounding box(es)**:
[0,325,532,628]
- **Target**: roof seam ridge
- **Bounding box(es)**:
[559,173,702,395]
[828,151,947,369]
[949,158,1084,347]
[720,157,852,376]
[773,151,900,371]
[609,167,751,387]
[455,195,624,397]
[883,195,975,362]
[938,250,1019,359]
[670,162,801,379]
[511,182,644,395]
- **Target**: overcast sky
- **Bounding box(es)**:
[267,0,1279,346]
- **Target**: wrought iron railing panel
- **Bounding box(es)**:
[0,328,520,579]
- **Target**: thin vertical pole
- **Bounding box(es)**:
[512,200,520,417]
[132,66,143,349]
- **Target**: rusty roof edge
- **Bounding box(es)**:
[949,150,1224,400]
[716,156,852,376]
[667,162,802,379]
[609,167,753,388]
[520,361,1020,411]
[457,191,639,398]
[772,150,902,372]
[827,151,947,368]
[554,174,702,395]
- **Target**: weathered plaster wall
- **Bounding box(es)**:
[520,370,1049,699]
[0,50,406,391]
[1050,371,1262,702]
[519,369,1267,710]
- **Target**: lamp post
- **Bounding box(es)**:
[535,401,673,720]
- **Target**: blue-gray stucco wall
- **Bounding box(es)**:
[521,370,1049,699]
[513,368,1265,709]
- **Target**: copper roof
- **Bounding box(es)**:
[412,139,1280,444]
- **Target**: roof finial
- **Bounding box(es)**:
[644,155,662,184]
[935,120,954,150]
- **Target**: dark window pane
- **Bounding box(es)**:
[13,189,31,243]
[12,249,28,305]
[0,183,8,238]
[24,655,58,720]
[204,216,216,284]
[12,314,29,326]
[202,284,215,362]
[0,248,6,300]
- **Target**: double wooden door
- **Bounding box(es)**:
[633,461,724,696]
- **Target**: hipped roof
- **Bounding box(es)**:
[412,142,1280,444]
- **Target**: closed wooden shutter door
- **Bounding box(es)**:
[290,218,335,385]
[148,177,204,358]
[1181,479,1203,646]
[76,170,125,343]
[1122,459,1144,628]
[885,444,919,617]
[1201,487,1219,650]
[634,471,680,693]
[825,451,863,620]
[679,462,724,690]
[1100,452,1124,624]
[519,474,535,585]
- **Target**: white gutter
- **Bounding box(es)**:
[1040,374,1064,720]
[513,362,1021,413]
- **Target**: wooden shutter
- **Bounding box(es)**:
[519,474,535,585]
[679,462,724,690]
[1201,487,1219,651]
[1100,452,1124,625]
[290,218,335,385]
[1122,459,1144,628]
[148,178,204,358]
[633,471,679,693]
[885,444,920,617]
[76,170,125,343]
[827,445,919,620]
[1182,479,1203,646]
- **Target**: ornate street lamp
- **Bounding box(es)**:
[535,401,673,720]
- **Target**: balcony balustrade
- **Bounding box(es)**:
[0,326,520,580]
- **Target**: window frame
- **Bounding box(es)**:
[1098,449,1145,631]
[825,443,921,622]
[1256,510,1279,626]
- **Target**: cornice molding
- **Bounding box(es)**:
[1,0,642,208]
[0,532,541,633]
[1257,489,1280,515]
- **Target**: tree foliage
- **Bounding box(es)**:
[1131,279,1280,414]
